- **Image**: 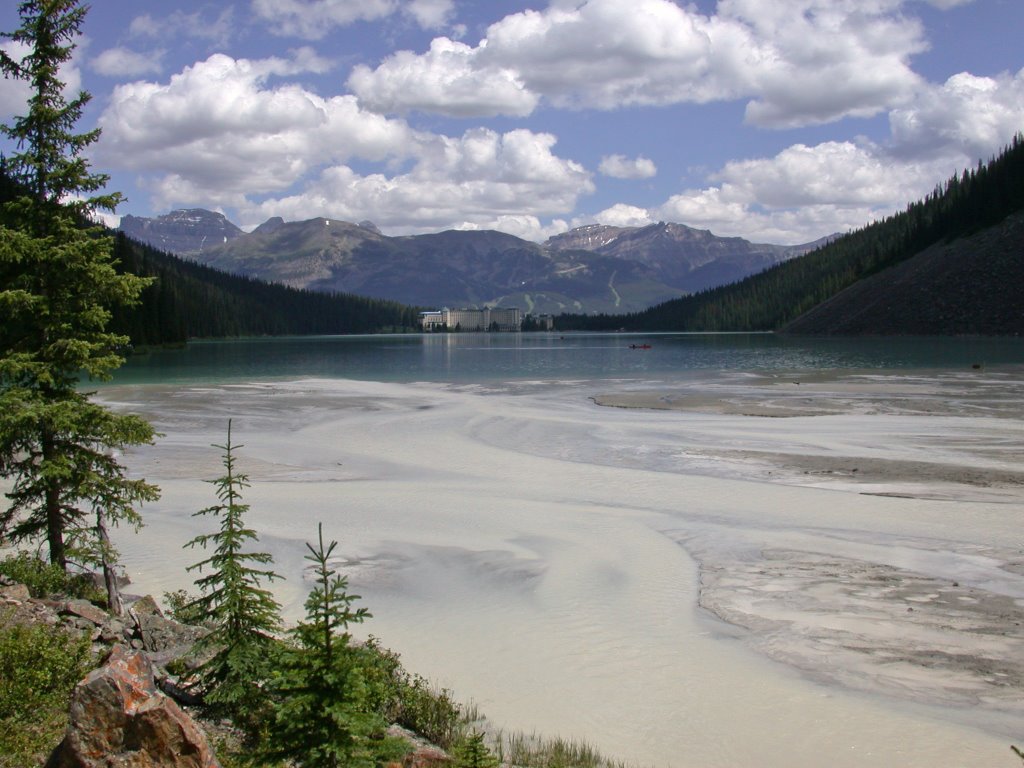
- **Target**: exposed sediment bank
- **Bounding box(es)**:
[594,370,1024,737]
[100,370,1024,767]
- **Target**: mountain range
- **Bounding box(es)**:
[119,211,826,313]
[112,136,1024,336]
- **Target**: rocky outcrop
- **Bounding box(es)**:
[128,595,206,662]
[119,209,243,257]
[130,595,164,618]
[46,646,220,768]
[0,581,31,601]
[385,725,451,768]
[137,614,208,685]
[63,599,109,627]
[5,579,459,768]
[2,585,206,695]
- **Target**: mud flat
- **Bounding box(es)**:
[99,370,1024,767]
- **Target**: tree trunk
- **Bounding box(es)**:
[41,428,67,571]
[96,510,123,617]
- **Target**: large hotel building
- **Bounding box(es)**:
[420,307,523,331]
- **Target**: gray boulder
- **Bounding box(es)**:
[62,599,108,626]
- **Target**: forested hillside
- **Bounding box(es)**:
[107,235,422,344]
[782,212,1024,335]
[1,166,421,345]
[558,135,1024,334]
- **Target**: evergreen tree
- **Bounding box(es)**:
[184,421,283,731]
[264,523,400,768]
[454,731,500,768]
[0,0,158,581]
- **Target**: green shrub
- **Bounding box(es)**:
[0,616,92,767]
[349,637,470,750]
[0,551,71,597]
[162,588,207,626]
[394,673,465,750]
[351,637,405,721]
[0,551,104,603]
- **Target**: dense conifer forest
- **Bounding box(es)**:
[107,234,422,344]
[1,166,421,345]
[556,134,1024,333]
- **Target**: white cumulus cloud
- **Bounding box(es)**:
[95,52,592,236]
[583,49,1024,246]
[709,141,922,209]
[348,0,930,127]
[98,52,419,207]
[235,127,593,236]
[480,0,715,109]
[599,154,657,179]
[594,204,654,228]
[726,0,926,127]
[641,137,973,243]
[405,0,456,30]
[889,69,1024,160]
[348,38,538,117]
[79,0,1013,247]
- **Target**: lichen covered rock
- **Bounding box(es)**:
[46,645,219,768]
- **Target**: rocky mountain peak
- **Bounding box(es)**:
[544,224,627,252]
[637,221,711,240]
[119,208,243,256]
[253,216,285,235]
[117,207,819,315]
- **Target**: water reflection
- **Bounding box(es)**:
[105,332,1024,386]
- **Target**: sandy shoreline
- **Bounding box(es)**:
[92,370,1024,767]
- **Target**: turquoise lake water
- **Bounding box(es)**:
[105,332,1024,386]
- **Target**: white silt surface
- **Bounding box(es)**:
[104,376,1024,768]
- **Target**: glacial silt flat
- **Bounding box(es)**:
[100,364,1024,768]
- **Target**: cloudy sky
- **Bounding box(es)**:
[2,0,1022,244]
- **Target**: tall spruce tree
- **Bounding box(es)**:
[185,421,283,731]
[0,1,158,585]
[264,523,399,768]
